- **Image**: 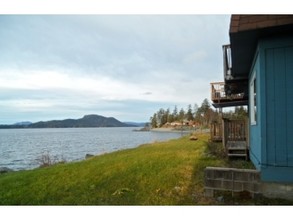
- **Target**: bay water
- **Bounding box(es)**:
[0,127,183,171]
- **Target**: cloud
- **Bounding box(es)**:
[183,50,208,64]
[0,15,230,124]
[142,92,152,95]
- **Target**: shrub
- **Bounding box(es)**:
[36,151,66,168]
[206,141,226,158]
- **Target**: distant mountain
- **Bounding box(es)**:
[123,122,148,127]
[13,121,32,126]
[0,115,135,129]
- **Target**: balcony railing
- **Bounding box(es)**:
[210,82,247,108]
[211,82,244,101]
[211,82,226,101]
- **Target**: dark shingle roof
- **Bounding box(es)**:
[229,15,293,77]
[230,15,293,33]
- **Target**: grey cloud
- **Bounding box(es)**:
[0,15,231,123]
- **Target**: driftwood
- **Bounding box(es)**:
[189,136,198,141]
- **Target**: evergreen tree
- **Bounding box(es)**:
[172,105,178,121]
[179,108,185,121]
[150,113,158,128]
[166,108,173,123]
[197,98,213,127]
[149,98,217,128]
[193,103,199,120]
[234,106,248,119]
[157,108,165,127]
[200,98,211,113]
[186,104,194,121]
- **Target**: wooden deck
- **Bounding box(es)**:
[223,118,249,160]
[210,82,248,108]
[211,118,249,160]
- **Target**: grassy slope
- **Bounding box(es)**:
[0,134,218,205]
[0,133,292,205]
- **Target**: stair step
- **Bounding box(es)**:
[228,150,247,153]
[228,153,247,157]
[228,149,246,152]
[228,146,247,150]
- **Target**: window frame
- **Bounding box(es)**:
[250,70,257,125]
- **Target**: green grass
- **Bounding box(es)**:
[0,134,292,205]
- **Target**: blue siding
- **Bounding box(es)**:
[286,47,293,167]
[249,53,262,169]
[274,48,288,166]
[262,166,293,182]
[265,46,293,167]
[265,49,276,165]
[249,36,293,182]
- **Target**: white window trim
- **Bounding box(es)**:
[250,70,257,125]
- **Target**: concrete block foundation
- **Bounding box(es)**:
[204,167,293,201]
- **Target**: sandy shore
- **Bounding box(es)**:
[151,127,210,133]
[151,128,182,132]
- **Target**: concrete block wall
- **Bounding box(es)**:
[204,167,293,201]
[204,167,261,197]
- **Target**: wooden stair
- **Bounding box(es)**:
[226,141,248,160]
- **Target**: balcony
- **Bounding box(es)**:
[210,44,249,108]
[211,82,248,108]
[223,45,248,95]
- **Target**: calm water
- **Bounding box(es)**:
[0,127,183,171]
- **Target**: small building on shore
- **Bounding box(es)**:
[210,15,293,199]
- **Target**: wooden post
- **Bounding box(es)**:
[245,117,249,160]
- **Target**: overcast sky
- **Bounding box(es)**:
[0,15,230,124]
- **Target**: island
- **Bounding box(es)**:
[0,114,136,128]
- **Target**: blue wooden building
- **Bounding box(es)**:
[211,15,293,184]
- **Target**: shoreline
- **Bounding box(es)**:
[1,127,208,173]
[0,127,183,172]
[151,127,189,133]
[151,127,210,133]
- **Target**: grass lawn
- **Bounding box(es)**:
[0,133,292,205]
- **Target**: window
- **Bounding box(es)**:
[250,71,257,125]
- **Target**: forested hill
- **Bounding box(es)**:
[0,115,134,128]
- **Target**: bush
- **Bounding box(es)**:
[36,151,66,168]
[206,141,226,158]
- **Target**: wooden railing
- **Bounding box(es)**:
[210,118,249,159]
[211,82,245,103]
[211,119,248,144]
[222,118,248,147]
[210,122,222,142]
[211,82,226,102]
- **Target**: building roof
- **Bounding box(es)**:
[230,15,293,33]
[229,15,293,78]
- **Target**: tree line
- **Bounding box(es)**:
[150,98,216,128]
[149,98,248,128]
